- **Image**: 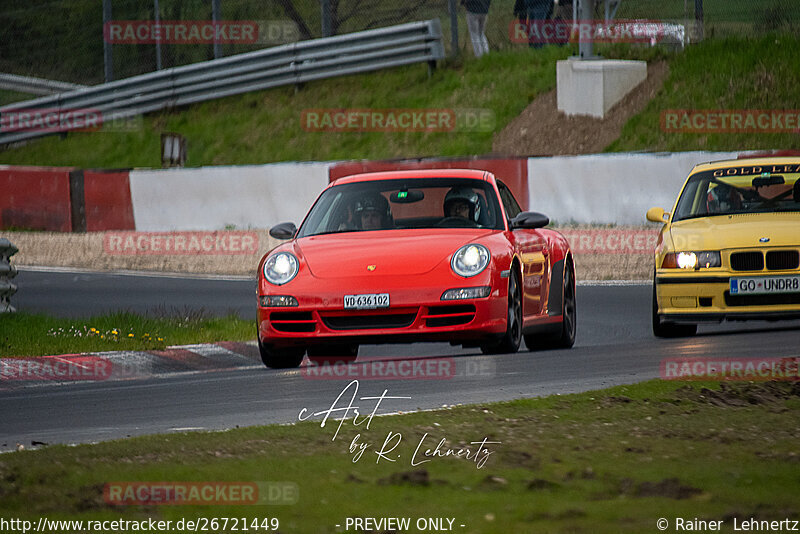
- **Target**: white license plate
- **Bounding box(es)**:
[343,293,390,310]
[730,276,800,295]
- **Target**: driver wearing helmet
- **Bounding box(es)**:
[444,187,481,223]
[707,182,742,214]
[353,192,392,230]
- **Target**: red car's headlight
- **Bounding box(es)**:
[263,252,299,285]
[451,244,490,277]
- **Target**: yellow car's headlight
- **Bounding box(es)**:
[662,251,721,269]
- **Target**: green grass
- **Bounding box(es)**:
[0,89,33,106]
[0,48,569,168]
[3,33,800,167]
[1,311,254,357]
[1,379,798,532]
[609,34,800,153]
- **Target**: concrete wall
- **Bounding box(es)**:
[128,162,332,231]
[527,151,741,225]
[1,151,777,232]
[0,166,74,231]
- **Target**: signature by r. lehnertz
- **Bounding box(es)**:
[298,379,500,469]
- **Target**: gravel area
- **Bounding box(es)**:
[3,229,653,280]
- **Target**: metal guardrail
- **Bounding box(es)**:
[0,73,87,96]
[0,19,445,146]
[0,238,18,313]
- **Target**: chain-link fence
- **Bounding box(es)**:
[1,0,798,87]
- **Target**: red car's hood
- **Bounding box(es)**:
[296,229,496,278]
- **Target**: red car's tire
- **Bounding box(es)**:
[481,269,522,355]
[553,261,577,348]
[258,337,305,369]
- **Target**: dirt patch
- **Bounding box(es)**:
[499,449,541,469]
[526,508,587,521]
[479,475,509,489]
[377,469,430,486]
[625,477,702,500]
[492,61,669,156]
[676,382,800,408]
[526,478,560,490]
[73,483,117,512]
[603,395,634,405]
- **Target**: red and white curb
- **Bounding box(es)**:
[0,341,263,389]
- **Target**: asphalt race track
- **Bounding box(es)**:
[2,268,799,451]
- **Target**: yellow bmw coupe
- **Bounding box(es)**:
[647,157,800,337]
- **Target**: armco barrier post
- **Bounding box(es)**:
[0,238,19,313]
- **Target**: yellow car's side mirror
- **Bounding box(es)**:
[646,207,669,223]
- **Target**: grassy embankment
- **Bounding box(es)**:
[0,47,569,168]
[1,379,798,532]
[2,33,800,168]
[1,311,253,357]
[608,34,800,153]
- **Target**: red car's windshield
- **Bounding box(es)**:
[297,178,505,237]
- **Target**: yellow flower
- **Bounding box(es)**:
[128,333,134,338]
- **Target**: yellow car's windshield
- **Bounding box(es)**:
[674,169,800,221]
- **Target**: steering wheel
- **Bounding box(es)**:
[436,217,479,228]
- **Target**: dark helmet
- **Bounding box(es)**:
[444,187,481,222]
[353,192,391,226]
[707,183,741,214]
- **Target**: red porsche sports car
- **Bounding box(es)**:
[256,169,576,368]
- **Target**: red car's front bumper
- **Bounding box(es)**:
[257,278,508,349]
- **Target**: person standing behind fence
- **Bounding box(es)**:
[463,0,491,58]
[514,0,553,48]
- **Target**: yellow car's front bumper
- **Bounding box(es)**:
[655,271,800,323]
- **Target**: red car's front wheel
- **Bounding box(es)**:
[258,336,305,369]
[481,270,522,354]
